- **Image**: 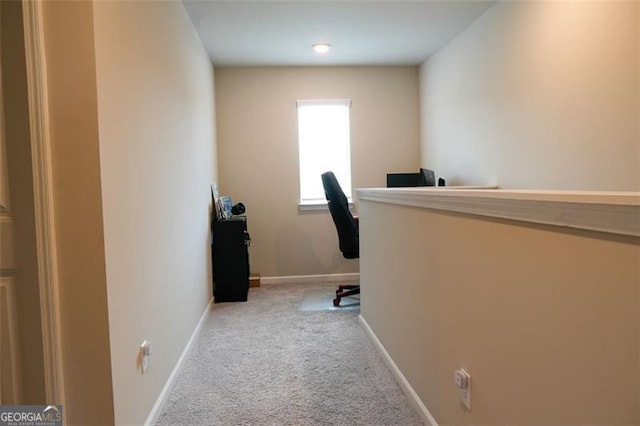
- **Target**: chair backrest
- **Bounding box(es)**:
[321,171,359,259]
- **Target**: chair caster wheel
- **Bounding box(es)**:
[333,298,340,307]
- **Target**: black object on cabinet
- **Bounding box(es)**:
[212,217,250,302]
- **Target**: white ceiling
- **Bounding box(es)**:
[182,1,497,66]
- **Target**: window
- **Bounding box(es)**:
[297,99,352,207]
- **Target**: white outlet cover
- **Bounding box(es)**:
[455,369,471,410]
[142,355,149,374]
[140,341,151,374]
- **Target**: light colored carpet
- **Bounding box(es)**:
[155,282,424,425]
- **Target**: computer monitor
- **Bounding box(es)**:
[386,168,437,188]
[420,168,436,187]
[386,173,423,188]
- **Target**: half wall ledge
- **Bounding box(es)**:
[355,187,640,238]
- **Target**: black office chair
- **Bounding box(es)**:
[321,171,359,307]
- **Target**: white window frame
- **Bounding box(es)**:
[296,99,352,211]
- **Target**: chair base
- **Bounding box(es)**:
[333,284,360,306]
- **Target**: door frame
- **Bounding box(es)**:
[21,0,65,407]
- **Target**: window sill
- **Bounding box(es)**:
[298,201,355,212]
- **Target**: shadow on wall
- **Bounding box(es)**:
[275,222,349,276]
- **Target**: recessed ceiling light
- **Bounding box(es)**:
[312,42,331,54]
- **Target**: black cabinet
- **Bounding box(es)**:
[212,217,250,302]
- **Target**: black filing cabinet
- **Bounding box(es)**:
[212,217,250,302]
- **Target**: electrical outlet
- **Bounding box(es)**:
[454,368,471,411]
[140,341,152,374]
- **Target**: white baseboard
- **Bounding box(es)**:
[261,273,359,285]
[358,315,438,426]
[144,300,212,426]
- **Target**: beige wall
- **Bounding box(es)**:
[42,1,114,423]
[215,67,419,277]
[92,1,217,424]
[360,199,640,423]
[420,1,640,190]
[1,0,45,403]
[41,0,217,423]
